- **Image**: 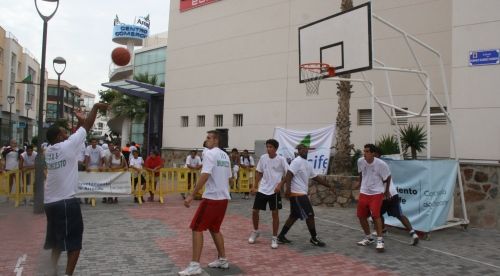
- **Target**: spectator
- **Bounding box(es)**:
[145,149,164,202]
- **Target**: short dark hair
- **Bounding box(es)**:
[265,139,279,149]
[231,148,239,153]
[207,130,219,140]
[152,149,160,155]
[364,143,377,153]
[26,145,34,150]
[46,125,62,145]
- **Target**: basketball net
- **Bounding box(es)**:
[300,63,335,96]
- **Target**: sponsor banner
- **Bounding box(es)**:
[180,0,221,12]
[273,125,335,174]
[112,24,149,40]
[383,159,458,232]
[76,172,131,198]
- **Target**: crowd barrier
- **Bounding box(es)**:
[0,167,256,207]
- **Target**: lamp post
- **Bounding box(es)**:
[25,101,32,144]
[7,95,15,141]
[34,0,60,214]
[53,56,66,119]
[69,86,79,129]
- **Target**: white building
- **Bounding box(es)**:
[163,0,500,162]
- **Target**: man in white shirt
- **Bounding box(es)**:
[179,130,232,276]
[248,139,289,249]
[2,139,21,194]
[84,138,104,171]
[277,144,332,247]
[20,145,37,198]
[356,143,391,253]
[186,150,202,169]
[43,103,108,276]
[240,149,255,200]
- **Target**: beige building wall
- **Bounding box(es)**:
[163,0,497,160]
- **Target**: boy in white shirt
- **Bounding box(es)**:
[277,144,333,247]
[248,139,289,249]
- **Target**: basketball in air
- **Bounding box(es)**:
[111,47,131,66]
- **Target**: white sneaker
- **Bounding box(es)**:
[178,262,202,276]
[411,232,419,246]
[271,237,278,249]
[376,239,385,252]
[208,257,229,269]
[371,229,388,236]
[357,237,375,246]
[248,230,260,244]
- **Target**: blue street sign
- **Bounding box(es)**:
[17,122,26,128]
[469,49,499,66]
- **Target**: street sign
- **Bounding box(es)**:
[17,122,26,128]
[469,49,499,66]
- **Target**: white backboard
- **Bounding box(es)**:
[299,2,372,82]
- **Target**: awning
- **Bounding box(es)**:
[101,79,164,100]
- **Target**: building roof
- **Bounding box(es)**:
[101,79,164,100]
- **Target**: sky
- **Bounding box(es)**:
[0,0,170,97]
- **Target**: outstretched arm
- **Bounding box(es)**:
[74,103,109,133]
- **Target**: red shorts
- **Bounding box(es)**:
[190,199,228,233]
[357,193,384,219]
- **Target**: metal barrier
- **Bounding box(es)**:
[0,169,32,207]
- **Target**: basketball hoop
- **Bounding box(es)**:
[300,63,335,96]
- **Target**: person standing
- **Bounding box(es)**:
[43,103,108,276]
[2,139,22,194]
[356,144,391,252]
[277,144,333,247]
[129,150,145,203]
[20,145,37,203]
[240,149,255,200]
[179,130,232,276]
[248,139,288,249]
[145,149,164,202]
[373,147,419,245]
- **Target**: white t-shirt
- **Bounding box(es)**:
[21,151,37,167]
[85,145,103,169]
[357,157,391,195]
[129,156,144,169]
[186,155,202,168]
[388,179,398,197]
[288,156,317,194]
[45,127,87,203]
[240,156,255,167]
[78,143,86,162]
[4,147,20,170]
[256,154,288,195]
[201,147,231,200]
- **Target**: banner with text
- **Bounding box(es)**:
[76,172,131,198]
[180,0,221,12]
[273,125,335,174]
[383,159,458,232]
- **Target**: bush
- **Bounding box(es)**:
[376,134,400,155]
[400,123,427,159]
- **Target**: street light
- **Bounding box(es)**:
[53,56,66,119]
[34,0,60,214]
[69,86,79,129]
[7,95,15,141]
[25,101,32,144]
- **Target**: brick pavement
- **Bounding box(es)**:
[1,195,499,275]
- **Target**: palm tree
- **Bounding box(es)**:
[400,123,427,159]
[330,0,354,175]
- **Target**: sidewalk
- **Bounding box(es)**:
[1,195,499,275]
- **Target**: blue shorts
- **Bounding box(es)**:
[289,195,314,220]
[381,195,403,217]
[44,198,84,252]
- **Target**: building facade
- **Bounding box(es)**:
[163,0,500,162]
[0,26,43,145]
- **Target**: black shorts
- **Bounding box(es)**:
[44,198,84,252]
[289,195,314,220]
[252,192,282,211]
[381,195,403,217]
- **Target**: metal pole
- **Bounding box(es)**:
[72,97,75,129]
[56,74,61,119]
[9,103,13,141]
[25,109,29,143]
[33,20,48,214]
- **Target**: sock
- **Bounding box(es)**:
[377,236,383,241]
[279,225,290,237]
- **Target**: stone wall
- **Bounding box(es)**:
[309,175,359,208]
[455,163,500,230]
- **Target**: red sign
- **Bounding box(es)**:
[180,0,221,12]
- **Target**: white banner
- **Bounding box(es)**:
[75,172,132,197]
[273,125,335,174]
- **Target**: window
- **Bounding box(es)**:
[214,114,223,127]
[233,113,243,127]
[47,87,58,96]
[358,109,372,126]
[430,106,447,125]
[97,122,104,129]
[197,115,205,127]
[181,116,189,127]
[391,108,408,125]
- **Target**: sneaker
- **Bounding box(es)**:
[271,237,278,249]
[411,232,419,246]
[248,230,260,244]
[371,229,388,236]
[208,257,229,269]
[376,239,385,252]
[277,235,292,244]
[178,262,202,276]
[310,237,326,247]
[357,237,375,246]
